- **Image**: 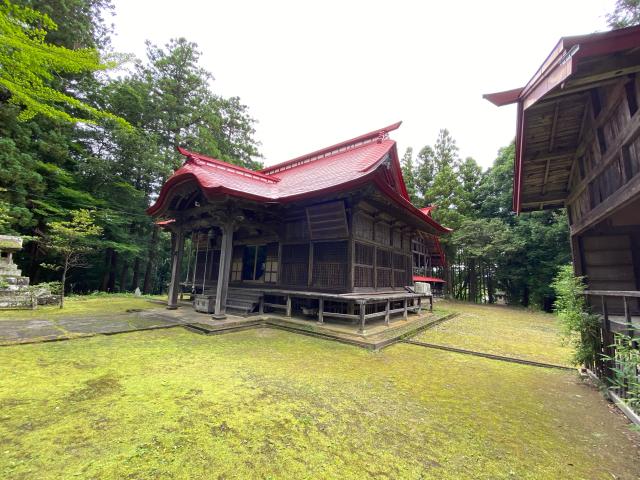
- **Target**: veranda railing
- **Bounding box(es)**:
[583,290,640,416]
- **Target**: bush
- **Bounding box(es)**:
[551,264,600,366]
[605,333,640,409]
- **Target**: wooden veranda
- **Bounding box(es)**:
[149,123,447,328]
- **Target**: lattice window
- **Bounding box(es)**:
[375,222,390,245]
[314,241,348,262]
[281,244,309,286]
[313,241,347,288]
[403,234,411,252]
[264,242,279,283]
[376,248,391,268]
[354,242,374,288]
[394,270,406,287]
[285,220,309,241]
[355,242,374,266]
[377,269,392,287]
[355,266,374,287]
[392,230,402,249]
[231,260,242,281]
[354,213,374,240]
[393,252,405,269]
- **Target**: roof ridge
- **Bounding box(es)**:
[260,121,402,175]
[177,147,280,184]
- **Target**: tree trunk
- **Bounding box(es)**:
[118,261,129,293]
[28,240,42,284]
[143,227,159,294]
[487,268,495,304]
[101,249,112,291]
[468,258,477,303]
[131,257,140,291]
[107,250,118,292]
[60,258,68,309]
[522,284,530,307]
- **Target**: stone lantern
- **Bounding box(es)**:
[0,235,29,290]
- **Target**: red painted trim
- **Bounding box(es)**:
[413,276,446,283]
[148,165,450,234]
[482,88,523,107]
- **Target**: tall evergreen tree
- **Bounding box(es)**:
[400,147,419,204]
[607,0,640,28]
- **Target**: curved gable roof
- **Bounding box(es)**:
[147,122,449,233]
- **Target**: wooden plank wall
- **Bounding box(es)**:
[567,75,640,232]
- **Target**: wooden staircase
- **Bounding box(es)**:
[201,288,262,316]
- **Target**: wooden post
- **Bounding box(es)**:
[318,297,324,324]
[259,295,264,315]
[286,295,292,317]
[623,296,636,347]
[403,297,408,320]
[429,296,433,312]
[358,300,366,333]
[213,223,233,319]
[308,242,314,287]
[384,299,390,326]
[417,297,422,315]
[167,229,185,310]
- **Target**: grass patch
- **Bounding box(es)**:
[415,301,573,366]
[0,293,165,320]
[1,327,639,479]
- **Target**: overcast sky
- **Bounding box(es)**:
[110,0,614,170]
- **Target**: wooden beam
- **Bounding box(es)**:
[318,297,324,324]
[566,106,640,205]
[213,223,234,319]
[570,171,640,236]
[167,229,185,309]
[384,300,390,326]
[520,192,567,205]
[358,300,366,333]
[542,102,561,195]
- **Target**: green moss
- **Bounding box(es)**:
[416,301,573,366]
[0,235,22,250]
[1,327,638,479]
[0,293,166,320]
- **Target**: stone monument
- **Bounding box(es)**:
[0,235,33,308]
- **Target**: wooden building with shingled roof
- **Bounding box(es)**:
[148,122,449,330]
[485,25,640,379]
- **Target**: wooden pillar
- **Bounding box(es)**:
[286,295,292,317]
[384,299,390,326]
[259,295,264,315]
[213,223,234,319]
[623,296,636,346]
[308,243,314,287]
[167,229,185,310]
[358,300,366,333]
[318,297,324,324]
[417,297,422,315]
[403,297,408,320]
[429,295,433,312]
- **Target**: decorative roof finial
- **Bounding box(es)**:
[377,130,389,144]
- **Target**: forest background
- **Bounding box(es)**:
[1,0,637,309]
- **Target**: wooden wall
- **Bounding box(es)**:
[567,75,640,234]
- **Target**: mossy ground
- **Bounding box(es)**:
[1,326,639,479]
[0,294,165,320]
[420,300,573,366]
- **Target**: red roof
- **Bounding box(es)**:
[148,123,450,233]
[483,25,640,213]
[413,276,446,283]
